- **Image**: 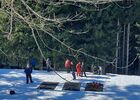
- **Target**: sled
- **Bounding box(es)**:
[85,82,103,91]
[38,82,59,90]
[62,82,81,91]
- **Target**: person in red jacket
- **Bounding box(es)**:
[65,58,73,73]
[76,62,81,76]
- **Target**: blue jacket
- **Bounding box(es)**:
[24,67,32,75]
[31,58,36,67]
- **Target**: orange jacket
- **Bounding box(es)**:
[76,62,81,72]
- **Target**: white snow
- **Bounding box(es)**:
[0,69,140,100]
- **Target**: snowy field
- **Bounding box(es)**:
[0,69,140,100]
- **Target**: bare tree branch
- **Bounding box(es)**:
[20,0,85,23]
[8,0,14,40]
[4,0,115,65]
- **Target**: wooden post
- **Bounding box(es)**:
[136,55,140,75]
[122,24,126,74]
[125,23,130,75]
[115,18,120,74]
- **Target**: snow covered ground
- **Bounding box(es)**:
[0,69,140,100]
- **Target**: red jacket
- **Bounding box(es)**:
[65,59,72,68]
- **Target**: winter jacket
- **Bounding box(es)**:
[31,58,36,67]
[42,59,46,67]
[24,67,32,75]
[76,62,81,72]
[65,59,72,68]
[46,58,51,67]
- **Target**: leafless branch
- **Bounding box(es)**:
[8,0,14,40]
[20,0,85,23]
[4,0,114,64]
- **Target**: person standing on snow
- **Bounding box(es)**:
[46,58,51,72]
[71,61,76,80]
[24,62,33,84]
[42,58,47,70]
[65,58,73,73]
[76,62,81,76]
[81,61,87,77]
[98,66,103,75]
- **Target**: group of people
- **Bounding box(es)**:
[64,58,87,80]
[24,57,102,84]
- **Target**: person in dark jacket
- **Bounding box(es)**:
[81,62,87,77]
[24,63,33,84]
[42,58,47,70]
[71,65,76,80]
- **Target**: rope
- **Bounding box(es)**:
[114,55,138,69]
[35,29,74,57]
[70,48,81,61]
